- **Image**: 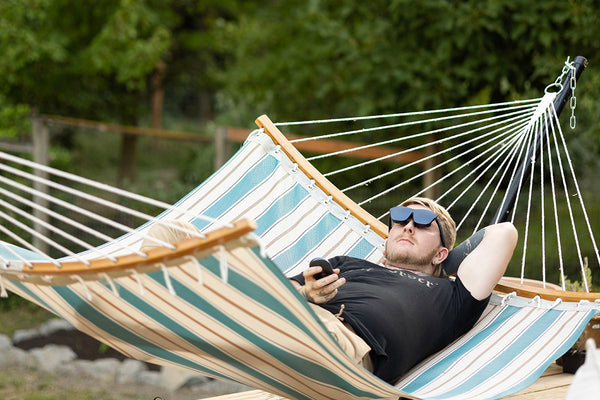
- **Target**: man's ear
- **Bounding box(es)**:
[433,247,449,265]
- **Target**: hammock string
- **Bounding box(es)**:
[324,105,536,177]
[369,116,531,212]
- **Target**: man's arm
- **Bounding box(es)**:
[456,222,518,300]
[290,266,345,304]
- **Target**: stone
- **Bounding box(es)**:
[29,344,77,372]
[39,318,73,336]
[88,358,121,382]
[56,359,95,377]
[12,328,40,344]
[136,370,162,387]
[0,334,12,349]
[116,359,147,384]
[159,365,209,391]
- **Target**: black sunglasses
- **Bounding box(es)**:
[389,206,447,248]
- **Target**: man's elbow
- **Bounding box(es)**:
[496,222,518,249]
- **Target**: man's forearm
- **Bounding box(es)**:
[456,222,518,300]
[442,228,486,275]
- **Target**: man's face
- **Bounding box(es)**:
[384,204,445,269]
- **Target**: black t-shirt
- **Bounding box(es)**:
[292,256,489,383]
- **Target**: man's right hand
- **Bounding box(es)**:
[292,267,346,304]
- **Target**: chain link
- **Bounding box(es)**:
[546,57,577,129]
[569,60,577,129]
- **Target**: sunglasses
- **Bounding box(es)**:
[389,206,447,248]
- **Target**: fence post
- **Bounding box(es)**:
[31,114,49,254]
[214,127,229,170]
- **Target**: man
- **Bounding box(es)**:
[290,197,518,384]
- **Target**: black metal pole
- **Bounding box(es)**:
[491,56,587,224]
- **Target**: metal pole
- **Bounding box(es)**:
[491,56,587,224]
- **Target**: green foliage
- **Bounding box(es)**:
[0,0,598,287]
[215,0,600,121]
[0,101,30,138]
[565,259,595,292]
[82,0,172,90]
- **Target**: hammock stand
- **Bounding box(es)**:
[0,56,599,400]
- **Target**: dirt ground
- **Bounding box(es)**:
[5,323,250,400]
[0,364,249,400]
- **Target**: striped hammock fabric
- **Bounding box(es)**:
[1,126,598,400]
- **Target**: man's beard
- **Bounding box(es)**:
[385,244,439,268]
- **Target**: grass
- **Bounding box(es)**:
[0,295,55,336]
[0,365,175,400]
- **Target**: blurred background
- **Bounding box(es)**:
[1,0,599,322]
[0,1,599,398]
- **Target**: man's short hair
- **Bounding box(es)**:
[400,197,457,250]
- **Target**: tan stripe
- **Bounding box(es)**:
[232,174,294,222]
[412,306,541,394]
[459,310,588,398]
[188,143,265,211]
[169,253,391,398]
[222,248,398,396]
[263,202,324,253]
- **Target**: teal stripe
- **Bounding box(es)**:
[191,155,280,231]
[254,184,309,237]
[272,214,343,268]
[401,305,521,392]
[178,254,385,398]
[491,309,598,400]
[423,309,570,399]
[347,237,381,259]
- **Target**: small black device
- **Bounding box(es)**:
[310,257,334,280]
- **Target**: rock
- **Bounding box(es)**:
[197,378,251,394]
[39,318,73,336]
[116,359,148,384]
[12,327,40,344]
[180,374,212,389]
[160,365,209,391]
[29,344,77,372]
[9,347,37,368]
[12,318,74,344]
[137,370,162,386]
[56,359,96,377]
[87,358,121,382]
[0,334,11,349]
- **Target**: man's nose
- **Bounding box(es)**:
[403,219,415,232]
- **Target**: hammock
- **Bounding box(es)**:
[1,56,598,400]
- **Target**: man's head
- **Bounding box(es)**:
[400,197,456,250]
[384,197,457,276]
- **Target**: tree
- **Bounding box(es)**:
[214,1,600,132]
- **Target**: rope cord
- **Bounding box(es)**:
[545,110,566,290]
[322,105,536,176]
[0,151,232,263]
[368,116,531,210]
[342,108,534,193]
[551,105,599,291]
[418,124,527,219]
[276,98,541,127]
[447,130,532,232]
[471,128,534,234]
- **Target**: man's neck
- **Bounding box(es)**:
[383,263,434,276]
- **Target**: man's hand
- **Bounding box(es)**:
[291,266,346,304]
